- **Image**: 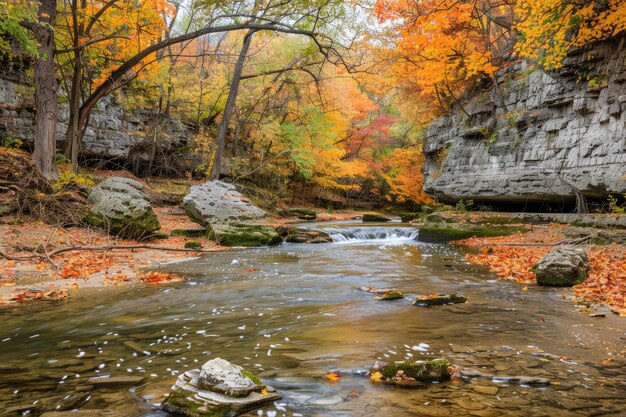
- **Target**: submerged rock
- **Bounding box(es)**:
[362,213,391,222]
[459,367,551,386]
[163,358,280,417]
[534,246,589,287]
[372,359,452,387]
[414,294,467,306]
[85,177,160,239]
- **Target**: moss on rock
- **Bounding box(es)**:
[376,290,404,301]
[211,224,282,247]
[379,359,452,382]
[84,208,160,240]
[418,223,524,243]
[363,213,391,222]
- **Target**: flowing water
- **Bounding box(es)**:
[1,222,625,416]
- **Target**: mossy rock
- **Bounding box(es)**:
[211,224,282,247]
[378,359,452,382]
[281,208,317,221]
[420,205,436,214]
[85,177,160,239]
[414,294,467,306]
[184,241,203,249]
[284,228,331,244]
[84,209,160,240]
[418,224,524,243]
[363,213,391,222]
[171,227,208,238]
[400,213,422,223]
[424,213,459,223]
[375,290,404,301]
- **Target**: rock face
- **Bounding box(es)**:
[183,181,280,246]
[534,246,589,286]
[86,177,160,238]
[423,36,626,205]
[162,358,280,417]
[0,64,197,172]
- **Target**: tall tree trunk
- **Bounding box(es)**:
[210,29,255,180]
[64,0,84,169]
[32,0,59,179]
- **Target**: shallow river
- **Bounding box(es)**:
[1,222,625,416]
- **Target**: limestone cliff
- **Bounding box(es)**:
[423,36,626,207]
[0,61,198,174]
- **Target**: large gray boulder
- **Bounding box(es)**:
[86,177,160,239]
[534,246,589,286]
[183,181,265,226]
[183,181,280,247]
[162,358,280,417]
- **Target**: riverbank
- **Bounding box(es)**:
[0,205,366,306]
[450,220,626,316]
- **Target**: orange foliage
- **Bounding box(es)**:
[139,271,185,285]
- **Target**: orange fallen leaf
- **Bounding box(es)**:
[325,372,341,381]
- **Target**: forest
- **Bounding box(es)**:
[0,0,622,206]
[0,1,625,417]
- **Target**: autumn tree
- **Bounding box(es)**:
[515,0,626,68]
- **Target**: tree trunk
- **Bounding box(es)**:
[64,0,84,169]
[210,29,255,180]
[32,0,59,179]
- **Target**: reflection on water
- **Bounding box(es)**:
[0,222,625,416]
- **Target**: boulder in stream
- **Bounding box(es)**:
[85,177,160,239]
[183,181,280,247]
[162,358,280,417]
[371,359,452,387]
[534,246,589,286]
[413,294,467,306]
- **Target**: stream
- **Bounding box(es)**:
[1,221,625,416]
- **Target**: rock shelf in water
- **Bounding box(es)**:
[162,358,280,417]
[414,294,467,306]
[371,359,452,387]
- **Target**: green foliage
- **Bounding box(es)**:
[184,241,203,249]
[0,0,38,56]
[2,135,23,149]
[455,199,474,212]
[53,170,97,192]
[607,195,625,214]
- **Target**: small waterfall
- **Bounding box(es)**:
[327,227,419,243]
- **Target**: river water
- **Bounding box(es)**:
[1,221,625,416]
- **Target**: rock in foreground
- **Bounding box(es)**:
[163,358,280,417]
[534,246,589,286]
[414,294,467,306]
[86,177,160,239]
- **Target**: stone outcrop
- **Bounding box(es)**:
[423,36,626,205]
[162,358,280,417]
[0,63,197,172]
[86,177,160,238]
[183,181,280,246]
[534,246,589,287]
